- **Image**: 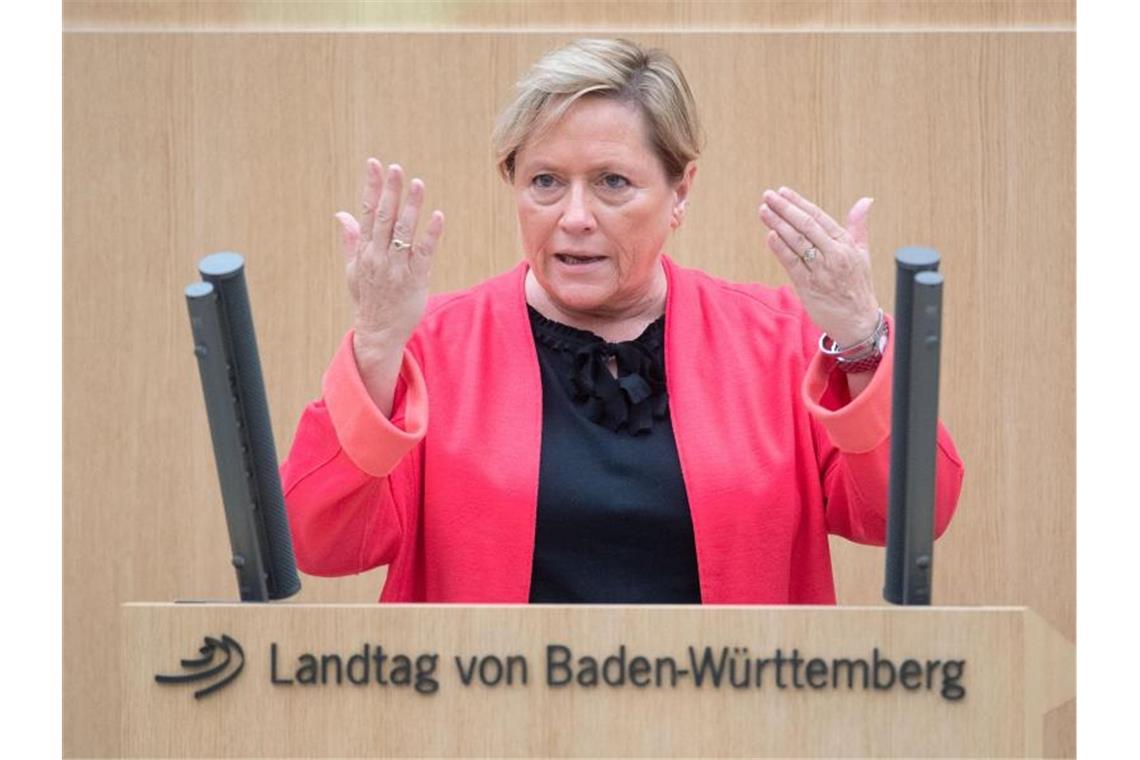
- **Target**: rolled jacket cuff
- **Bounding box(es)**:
[801,314,895,453]
[322,330,428,476]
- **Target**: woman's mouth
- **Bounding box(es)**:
[555,254,605,266]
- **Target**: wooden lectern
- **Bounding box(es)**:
[121,604,1073,757]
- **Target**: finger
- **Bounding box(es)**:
[846,197,875,250]
[763,227,808,277]
[334,212,361,259]
[391,178,425,256]
[371,163,404,248]
[761,189,835,255]
[411,210,444,277]
[758,201,818,261]
[777,186,847,242]
[359,158,384,244]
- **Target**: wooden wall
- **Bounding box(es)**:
[63,2,1074,756]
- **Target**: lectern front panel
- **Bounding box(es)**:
[121,604,1072,757]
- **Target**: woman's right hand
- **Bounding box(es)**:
[335,158,445,356]
[334,158,444,415]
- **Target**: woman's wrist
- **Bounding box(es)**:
[820,309,889,378]
[845,369,875,400]
[822,307,881,350]
[351,329,407,418]
[353,326,408,361]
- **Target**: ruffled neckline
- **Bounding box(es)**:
[528,305,668,435]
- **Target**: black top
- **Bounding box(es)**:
[526,306,702,604]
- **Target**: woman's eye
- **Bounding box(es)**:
[532,174,557,190]
[601,174,630,190]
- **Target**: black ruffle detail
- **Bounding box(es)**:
[529,306,668,435]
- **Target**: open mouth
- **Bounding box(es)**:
[555,254,605,266]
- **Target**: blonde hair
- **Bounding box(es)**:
[492,38,703,183]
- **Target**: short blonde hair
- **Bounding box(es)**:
[492,38,703,183]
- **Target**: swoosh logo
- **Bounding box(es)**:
[155,634,245,699]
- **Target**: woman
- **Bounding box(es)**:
[281,38,964,604]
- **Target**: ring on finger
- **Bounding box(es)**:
[802,246,821,263]
[390,238,412,252]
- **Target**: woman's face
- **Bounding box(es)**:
[512,97,694,320]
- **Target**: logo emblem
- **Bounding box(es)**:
[155,634,245,699]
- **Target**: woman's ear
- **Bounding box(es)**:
[670,201,688,229]
[671,161,698,229]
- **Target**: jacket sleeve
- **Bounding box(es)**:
[800,315,965,545]
[279,331,427,576]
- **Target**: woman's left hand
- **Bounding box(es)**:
[757,187,880,348]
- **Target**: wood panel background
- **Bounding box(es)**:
[63,3,1074,756]
[64,0,1075,30]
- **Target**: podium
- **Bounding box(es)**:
[120,604,1073,757]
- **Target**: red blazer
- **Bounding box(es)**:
[281,256,964,603]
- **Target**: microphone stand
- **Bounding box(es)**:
[883,247,944,605]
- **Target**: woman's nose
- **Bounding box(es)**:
[558,184,596,234]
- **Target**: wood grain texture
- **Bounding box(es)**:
[1023,610,1077,756]
[64,0,1076,31]
[64,30,1074,756]
[121,604,1073,757]
[1043,698,1076,758]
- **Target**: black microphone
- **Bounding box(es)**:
[186,252,301,601]
[884,247,943,605]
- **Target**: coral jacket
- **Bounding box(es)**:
[281,256,964,603]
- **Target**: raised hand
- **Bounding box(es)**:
[757,187,879,349]
[335,158,445,355]
[333,158,444,415]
